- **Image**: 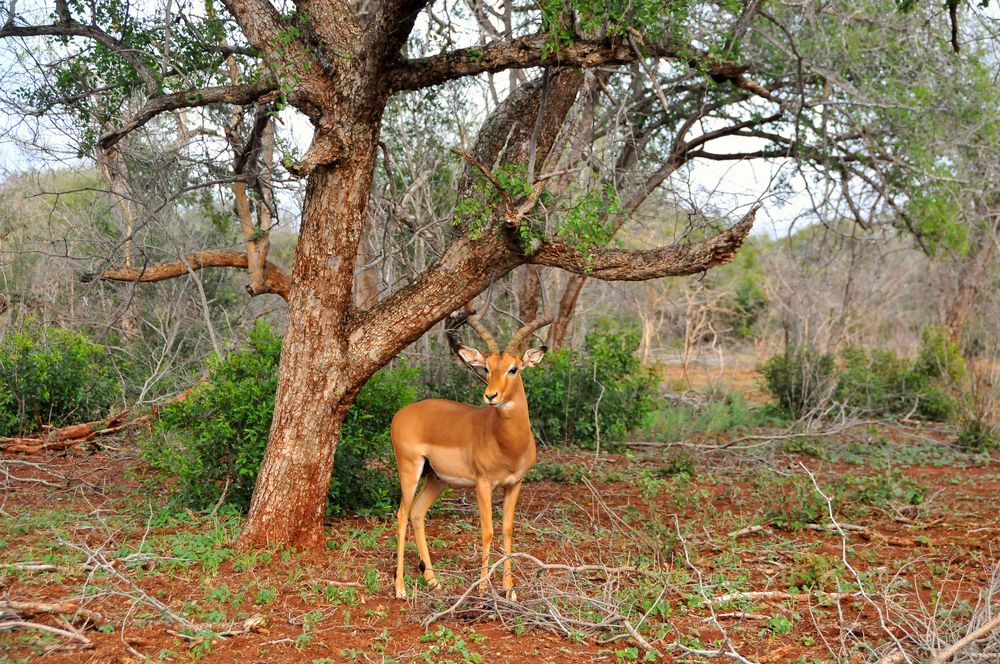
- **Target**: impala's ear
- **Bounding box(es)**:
[521,346,547,368]
[457,345,488,368]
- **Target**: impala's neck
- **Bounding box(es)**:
[489,381,534,456]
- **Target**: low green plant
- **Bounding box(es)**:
[762,471,926,530]
[760,347,836,419]
[524,320,659,447]
[144,323,417,515]
[0,323,120,435]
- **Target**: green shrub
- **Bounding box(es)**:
[763,330,963,421]
[955,419,999,453]
[835,347,952,420]
[523,320,659,447]
[145,323,417,515]
[0,323,120,435]
[759,347,836,419]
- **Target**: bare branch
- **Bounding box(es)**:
[530,205,760,280]
[0,19,158,90]
[81,249,290,300]
[99,80,278,149]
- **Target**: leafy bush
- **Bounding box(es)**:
[759,347,836,419]
[763,330,963,421]
[145,323,417,515]
[0,323,120,435]
[955,419,999,453]
[835,347,952,420]
[524,321,659,447]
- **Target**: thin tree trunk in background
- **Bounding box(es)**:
[518,264,541,324]
[548,274,585,349]
[945,233,996,343]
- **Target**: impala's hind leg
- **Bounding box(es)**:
[394,457,422,600]
[409,474,445,589]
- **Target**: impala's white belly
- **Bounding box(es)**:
[435,473,476,488]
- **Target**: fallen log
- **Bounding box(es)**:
[0,411,133,454]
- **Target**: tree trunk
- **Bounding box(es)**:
[945,234,996,342]
[548,274,585,349]
[238,122,380,549]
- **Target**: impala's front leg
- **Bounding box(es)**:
[474,476,494,594]
[501,481,522,600]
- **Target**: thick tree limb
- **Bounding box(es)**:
[81,249,290,299]
[389,34,758,93]
[530,204,759,280]
[366,0,430,66]
[99,80,278,149]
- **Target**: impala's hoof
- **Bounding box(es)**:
[507,589,518,602]
[426,578,440,591]
[395,588,407,600]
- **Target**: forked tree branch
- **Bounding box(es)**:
[530,204,760,280]
[81,249,290,299]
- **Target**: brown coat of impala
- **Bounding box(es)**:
[391,316,549,600]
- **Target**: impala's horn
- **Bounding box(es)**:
[505,314,553,356]
[467,310,501,355]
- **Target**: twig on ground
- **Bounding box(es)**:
[0,619,92,648]
[0,599,105,626]
[930,614,1000,664]
[708,590,855,607]
[0,561,59,572]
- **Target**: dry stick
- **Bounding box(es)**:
[0,620,92,647]
[799,462,914,664]
[0,600,105,626]
[930,615,1000,664]
[708,590,856,607]
[0,562,59,572]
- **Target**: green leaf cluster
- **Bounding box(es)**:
[538,0,692,58]
[555,184,622,263]
[0,323,121,436]
[144,322,417,515]
[524,319,659,446]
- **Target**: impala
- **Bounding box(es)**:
[391,313,551,600]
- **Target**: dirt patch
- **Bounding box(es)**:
[1,429,998,663]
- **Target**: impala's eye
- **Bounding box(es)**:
[508,366,517,375]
